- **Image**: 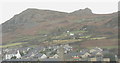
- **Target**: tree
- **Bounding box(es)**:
[11,56,16,59]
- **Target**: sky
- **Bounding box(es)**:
[0,0,119,24]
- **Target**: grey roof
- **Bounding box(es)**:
[92,47,102,52]
[102,50,110,54]
[22,50,42,58]
[91,51,100,55]
[80,49,89,55]
[29,49,39,54]
[34,53,42,57]
[6,50,17,54]
[67,52,80,56]
[80,51,87,55]
[22,51,34,57]
[34,47,44,50]
[19,47,28,52]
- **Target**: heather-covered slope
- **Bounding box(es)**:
[2,8,118,48]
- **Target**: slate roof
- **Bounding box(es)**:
[34,53,43,58]
[19,47,28,52]
[80,49,89,55]
[67,52,80,56]
[92,47,103,52]
[6,50,17,54]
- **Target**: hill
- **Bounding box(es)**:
[2,8,118,48]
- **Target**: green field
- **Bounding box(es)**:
[0,42,27,48]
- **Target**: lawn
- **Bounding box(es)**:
[79,35,92,39]
[89,37,106,40]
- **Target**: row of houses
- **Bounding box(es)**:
[65,47,118,61]
[2,44,118,61]
[2,44,72,60]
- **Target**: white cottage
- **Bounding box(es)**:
[16,50,21,59]
[5,50,21,59]
[40,54,47,59]
[52,54,59,58]
[67,31,70,33]
[70,33,74,36]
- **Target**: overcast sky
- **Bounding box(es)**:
[0,0,119,24]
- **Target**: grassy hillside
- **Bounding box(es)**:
[1,8,118,49]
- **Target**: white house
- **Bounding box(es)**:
[15,50,21,59]
[30,52,35,57]
[5,50,21,59]
[44,34,48,36]
[70,33,74,36]
[40,54,47,59]
[5,54,16,59]
[67,31,70,33]
[64,50,68,54]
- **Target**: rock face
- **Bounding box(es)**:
[71,8,93,16]
[2,8,67,33]
[2,8,93,34]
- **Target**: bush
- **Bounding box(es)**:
[11,56,16,59]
